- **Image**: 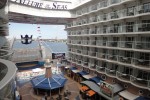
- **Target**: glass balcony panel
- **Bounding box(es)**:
[105,67,116,76]
[130,75,149,88]
[116,71,130,81]
[134,58,150,68]
[119,56,132,64]
[96,40,103,46]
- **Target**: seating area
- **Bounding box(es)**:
[16,69,45,80]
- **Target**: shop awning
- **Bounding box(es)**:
[82,74,94,79]
[112,84,124,93]
[72,70,80,73]
[86,90,96,97]
[80,86,89,92]
[77,71,89,76]
[119,90,139,100]
[70,67,77,70]
[81,81,101,93]
[89,76,102,84]
[135,96,150,100]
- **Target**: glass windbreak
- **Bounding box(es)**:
[0,62,8,81]
[0,79,15,100]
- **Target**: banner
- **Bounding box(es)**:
[10,0,72,10]
[52,53,65,59]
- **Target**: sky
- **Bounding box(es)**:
[8,22,67,39]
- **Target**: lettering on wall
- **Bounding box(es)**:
[11,0,71,10]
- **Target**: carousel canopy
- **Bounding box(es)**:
[31,74,67,90]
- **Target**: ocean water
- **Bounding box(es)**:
[43,41,68,53]
[12,40,39,49]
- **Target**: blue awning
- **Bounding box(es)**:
[89,76,102,83]
[135,96,150,100]
[70,67,77,70]
[31,74,67,90]
[77,71,88,76]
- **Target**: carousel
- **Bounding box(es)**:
[30,59,67,96]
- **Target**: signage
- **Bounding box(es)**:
[52,53,65,59]
[11,0,72,10]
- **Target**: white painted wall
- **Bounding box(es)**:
[0,4,8,23]
[9,2,72,18]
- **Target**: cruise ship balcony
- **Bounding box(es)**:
[0,49,13,60]
[109,11,119,19]
[105,65,118,77]
[110,0,121,5]
[89,63,96,70]
[130,70,150,89]
[89,40,96,45]
[133,58,150,68]
[77,49,82,54]
[82,61,89,68]
[134,41,150,50]
[77,59,82,65]
[82,50,88,55]
[89,17,97,23]
[119,41,133,48]
[82,19,88,24]
[96,52,106,59]
[116,71,130,82]
[135,5,150,15]
[96,65,105,74]
[107,41,118,47]
[97,0,108,9]
[119,56,132,64]
[89,4,98,12]
[96,40,103,46]
[107,54,118,61]
[82,40,88,45]
[116,66,132,83]
[88,51,96,57]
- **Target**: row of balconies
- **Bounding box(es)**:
[68,57,150,89]
[68,50,150,68]
[68,23,150,35]
[69,6,150,28]
[76,0,130,16]
[68,40,150,50]
[76,0,150,17]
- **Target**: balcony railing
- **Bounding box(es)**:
[133,58,150,68]
[116,71,130,82]
[89,64,96,70]
[105,67,116,76]
[118,56,133,64]
[89,40,96,45]
[96,52,106,59]
[88,51,96,57]
[107,41,118,47]
[107,54,118,61]
[70,4,150,28]
[130,75,150,88]
[96,65,105,73]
